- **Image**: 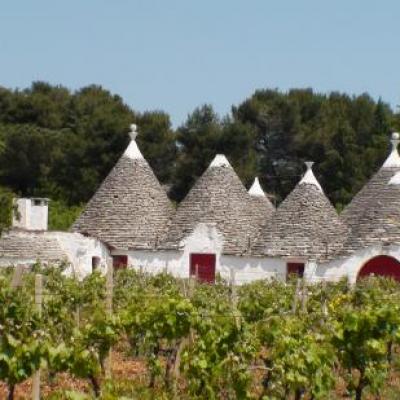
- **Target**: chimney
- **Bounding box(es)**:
[12,198,49,231]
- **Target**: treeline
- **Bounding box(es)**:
[0,82,399,229]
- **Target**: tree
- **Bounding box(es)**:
[0,124,63,197]
[171,104,223,201]
[0,187,14,234]
[136,111,176,187]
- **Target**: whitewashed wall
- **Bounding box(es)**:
[124,249,183,276]
[116,223,287,284]
[12,198,48,231]
[313,244,400,284]
[30,200,48,231]
[0,231,109,279]
[121,249,286,284]
[219,255,286,284]
[56,232,109,278]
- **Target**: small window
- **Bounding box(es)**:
[113,255,128,270]
[33,199,42,206]
[287,263,305,279]
[92,256,101,272]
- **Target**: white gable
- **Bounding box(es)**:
[388,172,400,185]
[299,162,323,192]
[124,139,144,160]
[209,154,232,168]
[248,177,265,197]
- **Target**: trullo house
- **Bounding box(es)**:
[2,123,400,283]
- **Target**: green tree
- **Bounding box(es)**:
[171,104,223,201]
[136,111,176,187]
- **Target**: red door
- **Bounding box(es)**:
[190,253,216,283]
[358,256,400,281]
[287,263,305,279]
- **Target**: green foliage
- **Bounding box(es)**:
[0,186,14,233]
[258,315,335,399]
[329,279,400,399]
[48,200,83,231]
[0,276,43,398]
[0,83,397,210]
[3,263,400,399]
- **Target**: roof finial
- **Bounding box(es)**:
[391,132,400,150]
[129,124,138,140]
[124,123,144,159]
[383,132,400,168]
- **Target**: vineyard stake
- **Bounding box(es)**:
[11,264,25,289]
[230,269,240,329]
[32,273,42,400]
[104,260,114,379]
[292,279,301,314]
[301,278,308,313]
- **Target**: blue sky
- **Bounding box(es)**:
[1,0,399,126]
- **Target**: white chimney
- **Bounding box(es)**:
[12,198,49,231]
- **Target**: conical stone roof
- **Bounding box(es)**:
[252,162,348,262]
[161,155,260,255]
[340,133,400,253]
[72,125,173,250]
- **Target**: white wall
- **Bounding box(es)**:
[30,199,48,230]
[313,244,400,284]
[119,249,286,285]
[220,255,286,284]
[56,232,109,278]
[124,249,184,276]
[115,223,286,285]
[0,231,110,279]
[12,198,48,231]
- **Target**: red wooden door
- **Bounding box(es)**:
[358,256,400,281]
[190,253,216,283]
[287,263,305,279]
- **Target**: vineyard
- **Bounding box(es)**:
[1,267,400,399]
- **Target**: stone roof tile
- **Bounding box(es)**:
[0,230,69,263]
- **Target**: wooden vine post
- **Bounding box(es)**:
[11,264,25,289]
[292,278,301,314]
[104,260,114,379]
[32,274,43,400]
[230,269,240,329]
[301,278,308,313]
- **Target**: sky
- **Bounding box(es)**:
[0,0,399,127]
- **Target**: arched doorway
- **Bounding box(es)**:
[358,255,400,281]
